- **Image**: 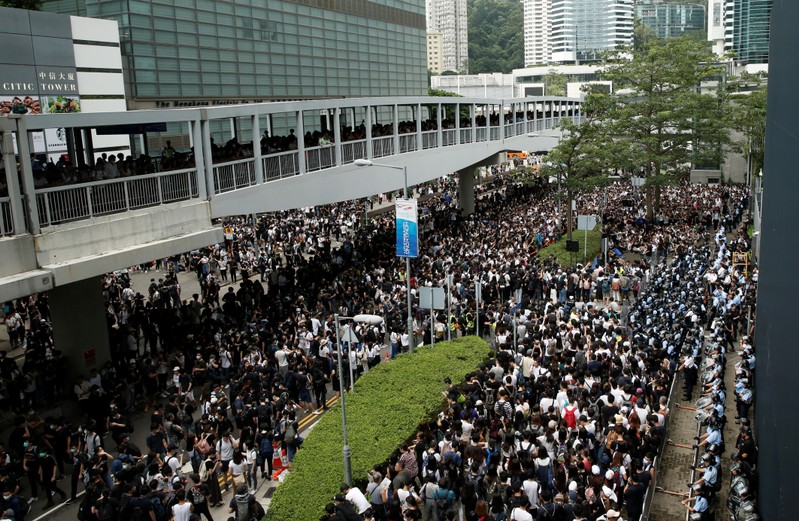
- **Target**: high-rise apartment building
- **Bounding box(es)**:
[523,0,551,66]
[523,0,633,65]
[636,1,706,39]
[426,0,469,73]
[427,32,444,74]
[42,0,428,108]
[708,0,772,64]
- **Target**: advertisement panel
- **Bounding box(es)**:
[395,198,418,258]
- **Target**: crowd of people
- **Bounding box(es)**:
[0,167,757,521]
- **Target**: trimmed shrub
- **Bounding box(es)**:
[265,336,490,521]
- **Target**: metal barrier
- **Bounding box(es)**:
[422,130,438,150]
[304,146,336,172]
[459,128,473,144]
[640,363,682,520]
[399,134,417,154]
[442,129,457,146]
[340,140,367,165]
[35,168,199,227]
[372,136,394,158]
[262,151,299,182]
[213,158,256,193]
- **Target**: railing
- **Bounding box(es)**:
[340,140,367,165]
[372,136,394,158]
[213,158,256,193]
[399,134,417,154]
[475,127,488,143]
[504,123,515,138]
[305,146,336,172]
[35,168,199,227]
[262,151,299,182]
[422,130,438,150]
[460,128,473,144]
[0,196,13,236]
[490,127,500,141]
[442,129,457,146]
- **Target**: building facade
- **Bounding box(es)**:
[523,0,551,66]
[636,1,706,39]
[524,0,634,65]
[427,32,444,74]
[426,0,469,73]
[728,0,772,64]
[43,0,428,109]
[0,6,128,159]
[708,0,772,64]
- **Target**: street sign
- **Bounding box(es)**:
[419,287,445,310]
[577,215,597,231]
[340,325,359,344]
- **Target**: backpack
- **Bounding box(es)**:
[189,485,206,505]
[284,422,296,445]
[148,494,167,521]
[536,461,554,490]
[177,406,190,425]
[259,437,274,455]
[199,458,210,483]
[236,495,251,521]
[434,488,450,510]
[563,406,577,429]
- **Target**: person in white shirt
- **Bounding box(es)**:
[341,484,371,514]
[509,497,534,521]
[171,490,193,521]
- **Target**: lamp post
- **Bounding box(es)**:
[334,313,383,486]
[353,159,415,354]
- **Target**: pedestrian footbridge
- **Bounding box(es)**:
[0,96,578,303]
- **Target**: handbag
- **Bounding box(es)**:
[232,473,246,487]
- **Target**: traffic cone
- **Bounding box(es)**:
[272,443,283,471]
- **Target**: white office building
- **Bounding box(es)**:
[523,0,552,66]
[426,0,469,73]
[524,0,634,65]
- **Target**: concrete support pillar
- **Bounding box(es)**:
[2,131,26,234]
[333,108,342,167]
[296,110,306,174]
[192,120,207,199]
[251,114,263,184]
[16,119,40,234]
[50,277,111,383]
[458,168,476,216]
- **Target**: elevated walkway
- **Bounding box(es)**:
[0,96,577,301]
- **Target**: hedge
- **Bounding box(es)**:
[539,227,603,267]
[264,336,490,521]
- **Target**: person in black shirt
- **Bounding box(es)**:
[39,446,66,508]
[623,470,646,521]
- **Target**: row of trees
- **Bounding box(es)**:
[542,36,767,241]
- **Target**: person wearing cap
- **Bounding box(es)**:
[689,454,718,490]
[681,485,709,518]
[599,508,622,521]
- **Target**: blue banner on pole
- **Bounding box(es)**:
[395,198,418,258]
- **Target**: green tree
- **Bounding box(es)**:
[541,100,614,241]
[468,0,524,73]
[594,36,728,217]
[727,73,767,184]
[0,0,41,9]
[543,71,568,97]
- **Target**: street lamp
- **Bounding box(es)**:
[353,158,415,354]
[334,313,383,486]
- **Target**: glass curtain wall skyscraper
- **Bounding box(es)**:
[728,0,772,64]
[524,0,634,65]
[43,0,428,108]
[636,1,706,39]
